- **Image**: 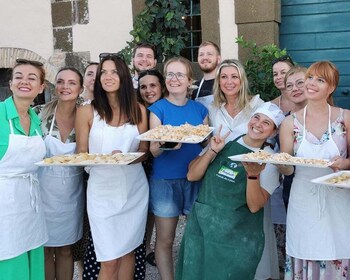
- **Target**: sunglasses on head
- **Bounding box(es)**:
[16,58,44,67]
[99,52,124,62]
[271,55,294,66]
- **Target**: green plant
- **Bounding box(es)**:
[120,0,189,65]
[236,36,292,101]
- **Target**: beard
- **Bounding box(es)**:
[199,61,218,73]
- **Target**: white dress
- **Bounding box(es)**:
[87,111,149,262]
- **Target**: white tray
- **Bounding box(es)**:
[35,152,144,166]
[311,171,350,188]
[137,126,214,144]
[228,154,331,168]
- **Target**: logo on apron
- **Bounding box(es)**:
[216,160,239,182]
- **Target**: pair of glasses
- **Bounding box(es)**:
[165,72,187,81]
[16,58,44,67]
[271,55,294,66]
[99,52,124,62]
[286,79,304,91]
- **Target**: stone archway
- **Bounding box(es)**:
[0,47,59,103]
[0,47,59,84]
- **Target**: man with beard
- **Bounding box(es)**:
[192,41,221,108]
[132,42,158,89]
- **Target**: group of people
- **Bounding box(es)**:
[1,40,350,280]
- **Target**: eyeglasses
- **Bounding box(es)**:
[271,55,294,66]
[99,52,124,62]
[16,59,44,67]
[286,79,304,91]
[165,72,187,81]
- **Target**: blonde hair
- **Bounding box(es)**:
[213,59,252,109]
[284,66,307,86]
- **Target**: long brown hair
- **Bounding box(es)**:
[93,55,142,125]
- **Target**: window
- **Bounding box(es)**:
[181,0,202,62]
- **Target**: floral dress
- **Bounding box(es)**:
[285,108,350,280]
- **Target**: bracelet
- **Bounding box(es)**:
[247,174,259,180]
[210,147,218,155]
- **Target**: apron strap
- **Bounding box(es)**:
[49,106,57,136]
[195,78,205,100]
[0,173,40,212]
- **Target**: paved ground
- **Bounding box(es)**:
[145,216,186,280]
[74,215,285,279]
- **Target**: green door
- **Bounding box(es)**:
[280,0,350,108]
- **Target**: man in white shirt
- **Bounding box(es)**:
[132,42,157,89]
[192,41,221,108]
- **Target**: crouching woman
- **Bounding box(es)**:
[176,102,284,280]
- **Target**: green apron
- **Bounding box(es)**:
[176,139,264,280]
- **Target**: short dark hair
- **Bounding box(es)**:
[84,62,99,75]
[132,42,157,59]
[137,69,165,105]
[271,55,294,67]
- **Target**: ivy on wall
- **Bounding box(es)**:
[120,0,189,65]
[236,36,292,101]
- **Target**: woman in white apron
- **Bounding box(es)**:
[0,59,47,279]
[35,67,84,280]
[279,61,350,279]
[76,54,149,280]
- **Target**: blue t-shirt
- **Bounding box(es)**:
[149,98,208,179]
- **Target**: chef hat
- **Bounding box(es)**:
[253,102,285,127]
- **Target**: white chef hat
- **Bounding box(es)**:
[252,102,285,127]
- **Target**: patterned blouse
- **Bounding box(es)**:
[292,108,347,158]
[34,105,76,143]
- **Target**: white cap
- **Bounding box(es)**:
[253,102,285,127]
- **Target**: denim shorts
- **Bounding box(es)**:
[149,178,201,218]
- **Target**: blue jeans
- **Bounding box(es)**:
[149,178,201,217]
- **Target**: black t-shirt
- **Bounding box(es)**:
[191,78,215,100]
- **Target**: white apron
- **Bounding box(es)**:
[87,111,149,262]
[0,119,48,260]
[287,105,350,260]
[194,78,214,109]
[38,111,84,246]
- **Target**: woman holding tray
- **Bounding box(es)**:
[0,59,47,279]
[75,53,149,279]
[148,56,208,280]
[176,102,284,280]
[35,67,84,280]
[279,61,350,279]
[207,58,279,279]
